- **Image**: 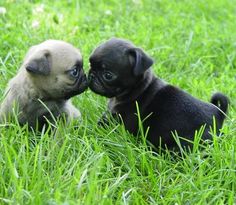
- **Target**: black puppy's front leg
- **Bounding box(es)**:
[98,111,110,127]
[98,111,121,127]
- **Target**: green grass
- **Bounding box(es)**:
[0,0,236,204]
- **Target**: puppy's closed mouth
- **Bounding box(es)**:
[75,74,88,91]
[64,74,88,99]
[88,75,107,94]
[89,77,122,98]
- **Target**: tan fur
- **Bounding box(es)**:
[0,40,86,129]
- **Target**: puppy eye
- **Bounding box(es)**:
[103,71,114,81]
[69,67,79,78]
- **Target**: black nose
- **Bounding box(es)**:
[88,73,95,83]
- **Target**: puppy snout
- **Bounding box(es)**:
[82,74,88,85]
[88,72,95,83]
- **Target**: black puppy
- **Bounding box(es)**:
[88,37,229,150]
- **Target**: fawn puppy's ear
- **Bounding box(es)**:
[25,50,51,75]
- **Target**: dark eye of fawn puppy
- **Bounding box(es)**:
[88,37,229,151]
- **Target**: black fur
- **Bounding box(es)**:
[88,37,229,150]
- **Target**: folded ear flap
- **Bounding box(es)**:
[25,50,51,75]
[127,47,154,76]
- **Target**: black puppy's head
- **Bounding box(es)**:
[88,37,153,98]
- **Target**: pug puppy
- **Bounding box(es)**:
[88,37,229,150]
[0,40,87,130]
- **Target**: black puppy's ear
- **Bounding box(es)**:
[25,50,51,75]
[127,47,154,76]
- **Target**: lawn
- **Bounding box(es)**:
[0,0,236,204]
